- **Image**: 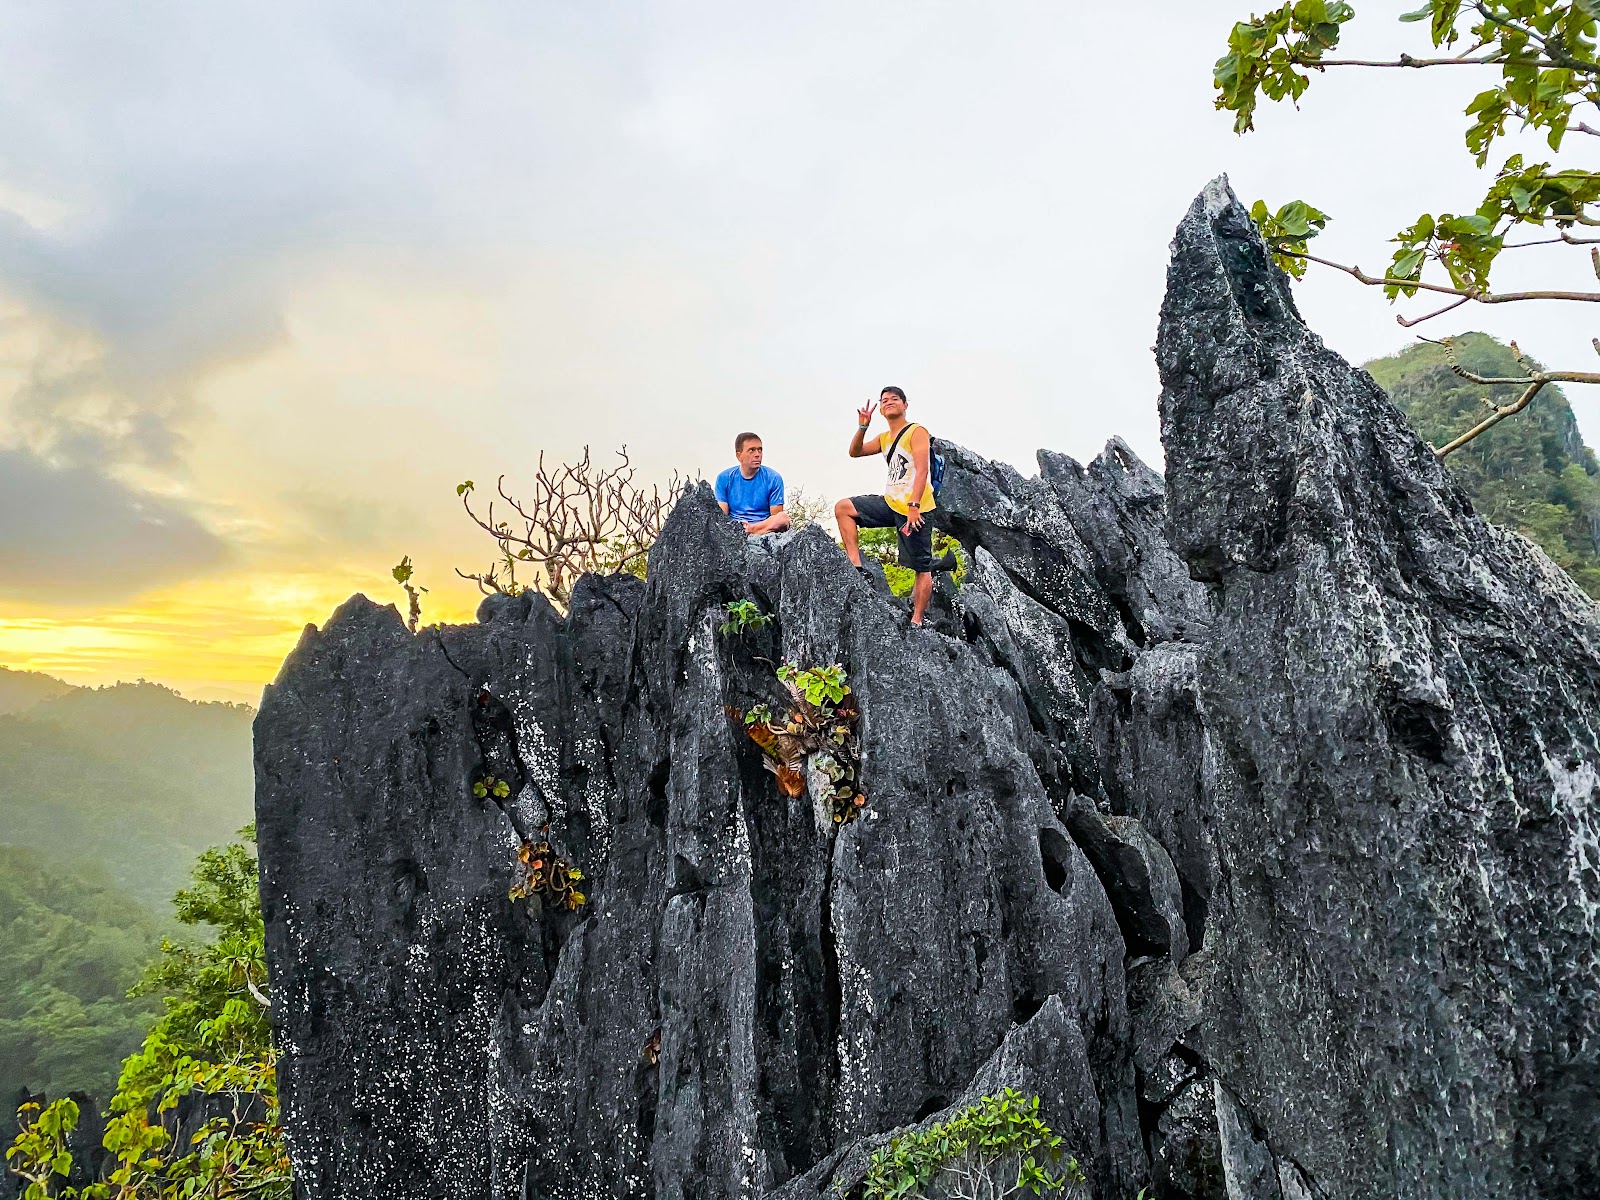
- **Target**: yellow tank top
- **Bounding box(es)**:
[877,423,937,516]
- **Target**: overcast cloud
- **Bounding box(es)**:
[0,448,226,601]
[1,1,1597,654]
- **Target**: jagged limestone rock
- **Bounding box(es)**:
[257,492,1136,1200]
[252,178,1600,1200]
[1158,176,1600,1199]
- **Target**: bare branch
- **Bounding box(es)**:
[1299,52,1503,67]
[1291,250,1600,304]
[1397,296,1471,327]
[1434,379,1551,457]
[457,446,686,606]
[1413,335,1600,458]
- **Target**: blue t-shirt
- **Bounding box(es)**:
[715,465,784,524]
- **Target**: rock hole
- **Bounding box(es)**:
[646,757,670,829]
[1388,696,1450,765]
[1039,827,1072,894]
[914,1094,950,1122]
[635,1062,658,1146]
[1012,989,1045,1024]
[668,854,706,900]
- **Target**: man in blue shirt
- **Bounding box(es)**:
[715,432,789,534]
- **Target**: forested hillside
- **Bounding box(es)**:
[0,847,165,1108]
[1366,334,1600,598]
[0,680,256,909]
[0,677,256,1109]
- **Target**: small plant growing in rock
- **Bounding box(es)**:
[510,838,586,911]
[734,662,864,827]
[776,661,849,708]
[860,1089,1084,1200]
[720,599,772,637]
[472,775,512,800]
[392,556,427,632]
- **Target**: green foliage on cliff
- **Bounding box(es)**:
[5,832,288,1200]
[858,1089,1084,1200]
[1367,333,1600,598]
[0,850,166,1108]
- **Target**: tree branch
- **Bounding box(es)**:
[1290,249,1600,303]
[1415,335,1600,458]
[1396,295,1471,326]
[1289,51,1557,68]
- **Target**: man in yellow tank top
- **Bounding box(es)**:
[835,386,946,626]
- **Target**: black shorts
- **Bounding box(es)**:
[848,494,934,573]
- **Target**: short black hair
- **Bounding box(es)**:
[734,431,762,453]
[881,386,907,402]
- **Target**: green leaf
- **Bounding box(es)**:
[1399,3,1432,20]
[1393,248,1426,278]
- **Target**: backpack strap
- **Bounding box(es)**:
[883,422,918,460]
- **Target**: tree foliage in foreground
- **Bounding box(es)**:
[1369,332,1600,594]
[5,831,287,1200]
[1218,1,1600,456]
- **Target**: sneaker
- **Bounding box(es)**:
[854,564,874,582]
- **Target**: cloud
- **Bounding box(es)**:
[3,315,197,471]
[0,448,226,602]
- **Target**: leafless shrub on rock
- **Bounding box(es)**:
[456,446,686,606]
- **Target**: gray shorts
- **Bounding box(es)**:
[848,494,933,573]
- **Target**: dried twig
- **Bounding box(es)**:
[457,446,686,605]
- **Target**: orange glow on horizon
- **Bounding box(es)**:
[0,569,483,705]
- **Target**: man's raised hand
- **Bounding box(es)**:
[857,400,877,427]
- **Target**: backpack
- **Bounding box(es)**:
[885,423,947,498]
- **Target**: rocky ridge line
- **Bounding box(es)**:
[253,178,1600,1200]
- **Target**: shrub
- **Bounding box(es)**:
[859,1089,1084,1200]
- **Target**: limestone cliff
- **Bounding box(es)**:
[253,180,1600,1200]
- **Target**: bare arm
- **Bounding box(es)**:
[902,427,931,531]
[848,400,878,457]
[718,501,730,515]
[744,505,790,535]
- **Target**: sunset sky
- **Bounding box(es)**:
[4,1,1599,703]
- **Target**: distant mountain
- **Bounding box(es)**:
[0,680,255,910]
[1366,333,1600,598]
[0,667,77,716]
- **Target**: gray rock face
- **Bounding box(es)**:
[1156,177,1600,1199]
[253,178,1600,1200]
